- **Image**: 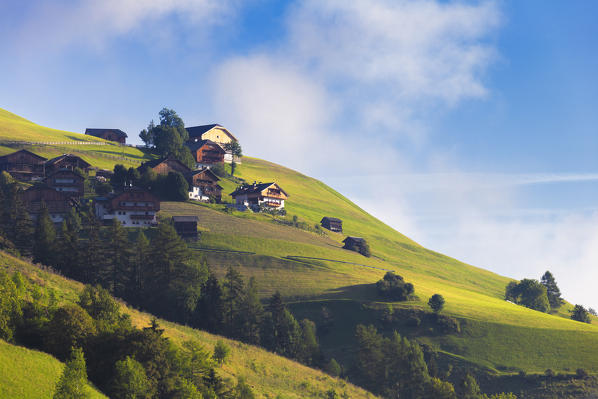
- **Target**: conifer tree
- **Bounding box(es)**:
[238,277,264,345]
[53,347,91,399]
[106,218,130,297]
[33,202,56,266]
[81,214,104,285]
[222,266,245,337]
[194,273,224,333]
[129,231,150,304]
[58,210,81,279]
[541,271,563,309]
[148,221,190,287]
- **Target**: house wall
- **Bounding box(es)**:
[201,128,234,145]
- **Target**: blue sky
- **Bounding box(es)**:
[2,0,598,307]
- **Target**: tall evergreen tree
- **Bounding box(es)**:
[105,219,130,297]
[238,277,264,345]
[148,221,190,287]
[33,202,56,266]
[129,231,150,304]
[53,347,91,399]
[222,266,245,337]
[541,271,563,309]
[193,273,224,333]
[81,214,104,285]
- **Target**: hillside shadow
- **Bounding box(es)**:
[316,283,379,301]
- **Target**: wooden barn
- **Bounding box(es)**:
[43,169,85,198]
[343,236,366,250]
[230,182,288,210]
[138,157,191,175]
[186,140,225,168]
[95,187,160,227]
[321,217,343,233]
[85,128,128,144]
[186,167,222,202]
[185,124,239,163]
[45,154,91,174]
[21,185,74,223]
[172,216,199,240]
[0,149,47,181]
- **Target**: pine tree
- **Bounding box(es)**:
[238,277,264,345]
[80,214,104,285]
[33,202,56,266]
[129,231,150,305]
[222,266,245,337]
[53,347,91,399]
[194,273,224,333]
[541,271,563,309]
[58,210,81,279]
[105,219,130,297]
[148,221,190,287]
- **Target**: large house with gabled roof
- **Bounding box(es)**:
[0,149,47,181]
[185,124,240,164]
[230,182,288,210]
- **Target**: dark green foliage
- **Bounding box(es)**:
[376,272,414,301]
[80,213,105,285]
[45,304,96,360]
[33,202,56,266]
[298,318,321,366]
[460,373,482,399]
[428,294,445,313]
[233,377,255,399]
[223,266,245,336]
[571,304,591,323]
[0,270,22,342]
[237,277,264,345]
[53,347,91,399]
[129,231,150,303]
[427,378,457,399]
[57,211,82,279]
[505,279,550,312]
[213,340,230,365]
[326,358,342,377]
[224,141,243,176]
[110,356,153,399]
[105,218,131,297]
[78,285,129,332]
[194,273,224,333]
[540,271,563,309]
[0,181,33,255]
[111,164,129,190]
[162,171,189,201]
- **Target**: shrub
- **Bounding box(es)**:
[571,305,591,323]
[213,340,230,365]
[505,279,550,312]
[435,315,460,334]
[45,304,96,360]
[428,294,445,313]
[376,272,414,301]
[326,358,342,377]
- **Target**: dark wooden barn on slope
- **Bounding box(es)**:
[321,217,343,233]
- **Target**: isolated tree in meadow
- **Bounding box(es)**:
[53,347,91,399]
[540,271,563,309]
[505,279,550,312]
[571,304,591,324]
[212,340,230,365]
[224,141,243,176]
[428,294,445,313]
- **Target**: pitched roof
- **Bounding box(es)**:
[85,128,128,138]
[342,236,365,244]
[185,139,226,153]
[186,124,238,141]
[139,156,191,172]
[46,154,91,168]
[230,182,289,197]
[0,149,47,162]
[172,216,199,223]
[187,167,220,181]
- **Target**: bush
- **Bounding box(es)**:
[428,294,445,313]
[213,340,230,365]
[326,358,342,377]
[435,315,460,334]
[45,304,96,360]
[376,272,414,301]
[571,304,591,323]
[505,279,550,312]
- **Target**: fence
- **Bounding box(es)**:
[0,141,143,164]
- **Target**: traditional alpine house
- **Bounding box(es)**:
[21,185,74,223]
[172,216,199,240]
[45,154,92,175]
[321,217,343,233]
[43,169,85,198]
[230,182,288,210]
[0,149,47,181]
[85,128,128,144]
[185,124,240,163]
[138,157,191,175]
[94,187,160,227]
[186,140,225,168]
[186,167,222,202]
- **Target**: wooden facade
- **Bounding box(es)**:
[172,216,199,240]
[45,154,91,174]
[139,157,191,175]
[43,169,85,198]
[321,217,343,233]
[95,188,160,227]
[187,168,222,202]
[21,185,73,223]
[85,128,127,144]
[230,182,288,210]
[186,140,225,166]
[0,149,47,181]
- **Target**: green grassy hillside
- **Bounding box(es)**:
[2,108,598,377]
[0,108,150,169]
[0,340,107,399]
[0,251,374,399]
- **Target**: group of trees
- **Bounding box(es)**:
[353,324,516,399]
[505,271,564,313]
[376,272,414,301]
[1,271,253,399]
[111,164,189,201]
[139,108,195,169]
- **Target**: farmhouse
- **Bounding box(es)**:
[85,128,128,144]
[45,154,91,174]
[172,216,199,240]
[94,187,160,227]
[21,185,74,223]
[321,217,343,233]
[186,140,225,168]
[0,149,47,181]
[186,167,222,202]
[138,157,191,175]
[230,182,288,210]
[43,169,85,198]
[185,124,239,163]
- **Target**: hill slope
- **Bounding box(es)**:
[2,108,598,377]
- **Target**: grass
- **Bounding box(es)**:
[0,251,375,399]
[0,340,107,399]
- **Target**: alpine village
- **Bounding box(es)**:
[0,107,596,399]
